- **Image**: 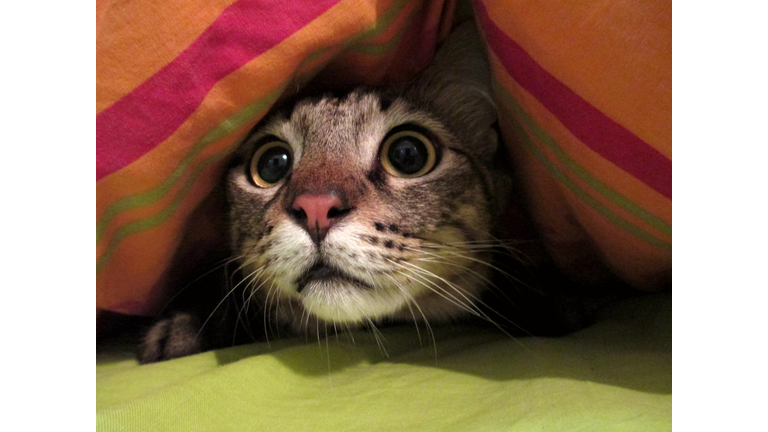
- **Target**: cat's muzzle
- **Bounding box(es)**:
[295,262,373,293]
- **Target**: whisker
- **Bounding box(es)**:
[264,276,281,341]
[152,252,251,317]
[409,244,542,297]
[412,235,535,267]
[382,272,437,359]
[232,266,267,344]
[323,323,333,388]
[407,244,532,291]
[194,274,255,341]
[365,317,389,358]
[390,259,538,349]
[387,259,482,319]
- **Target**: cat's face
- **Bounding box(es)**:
[225,23,509,332]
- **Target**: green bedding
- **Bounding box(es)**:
[97,293,670,431]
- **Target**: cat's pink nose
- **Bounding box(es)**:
[291,194,347,243]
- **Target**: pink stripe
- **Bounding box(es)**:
[96,0,342,180]
[474,0,671,199]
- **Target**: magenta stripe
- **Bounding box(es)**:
[96,0,342,180]
[473,0,671,199]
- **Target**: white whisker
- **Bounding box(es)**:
[382,272,437,358]
[390,258,537,348]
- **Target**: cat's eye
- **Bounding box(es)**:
[380,130,437,178]
[249,141,293,188]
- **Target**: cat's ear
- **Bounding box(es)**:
[407,21,498,156]
[409,22,512,216]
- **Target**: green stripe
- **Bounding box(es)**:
[493,79,672,237]
[290,0,414,60]
[96,86,284,272]
[96,149,229,273]
[496,94,671,250]
[348,0,417,55]
[351,0,413,43]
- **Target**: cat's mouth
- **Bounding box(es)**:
[295,262,373,293]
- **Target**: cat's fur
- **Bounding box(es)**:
[138,23,597,364]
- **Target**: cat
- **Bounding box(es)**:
[137,22,599,364]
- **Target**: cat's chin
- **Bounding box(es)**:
[298,279,407,324]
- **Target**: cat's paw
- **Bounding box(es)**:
[137,312,204,364]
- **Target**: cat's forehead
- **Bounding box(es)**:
[253,90,440,152]
[240,91,379,161]
[292,91,382,124]
[288,91,386,150]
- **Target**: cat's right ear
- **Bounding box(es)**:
[417,21,493,101]
[407,21,498,159]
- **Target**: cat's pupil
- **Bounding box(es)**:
[257,147,291,184]
[388,137,428,175]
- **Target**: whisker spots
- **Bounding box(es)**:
[372,222,413,239]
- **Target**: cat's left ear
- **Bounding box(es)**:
[407,21,498,159]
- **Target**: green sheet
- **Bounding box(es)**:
[97,293,671,431]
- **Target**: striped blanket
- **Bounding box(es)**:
[97,0,671,316]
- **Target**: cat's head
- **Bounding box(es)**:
[226,23,510,331]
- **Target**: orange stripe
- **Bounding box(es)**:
[294,0,419,89]
[481,0,671,157]
[490,53,671,229]
[285,0,432,88]
[354,0,417,46]
[498,115,671,291]
[312,0,424,87]
[512,101,671,244]
[315,0,447,87]
[96,125,246,258]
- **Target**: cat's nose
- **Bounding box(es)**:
[290,194,350,243]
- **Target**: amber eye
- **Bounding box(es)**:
[380,130,437,178]
[249,141,293,188]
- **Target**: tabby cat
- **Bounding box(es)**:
[138,23,585,363]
